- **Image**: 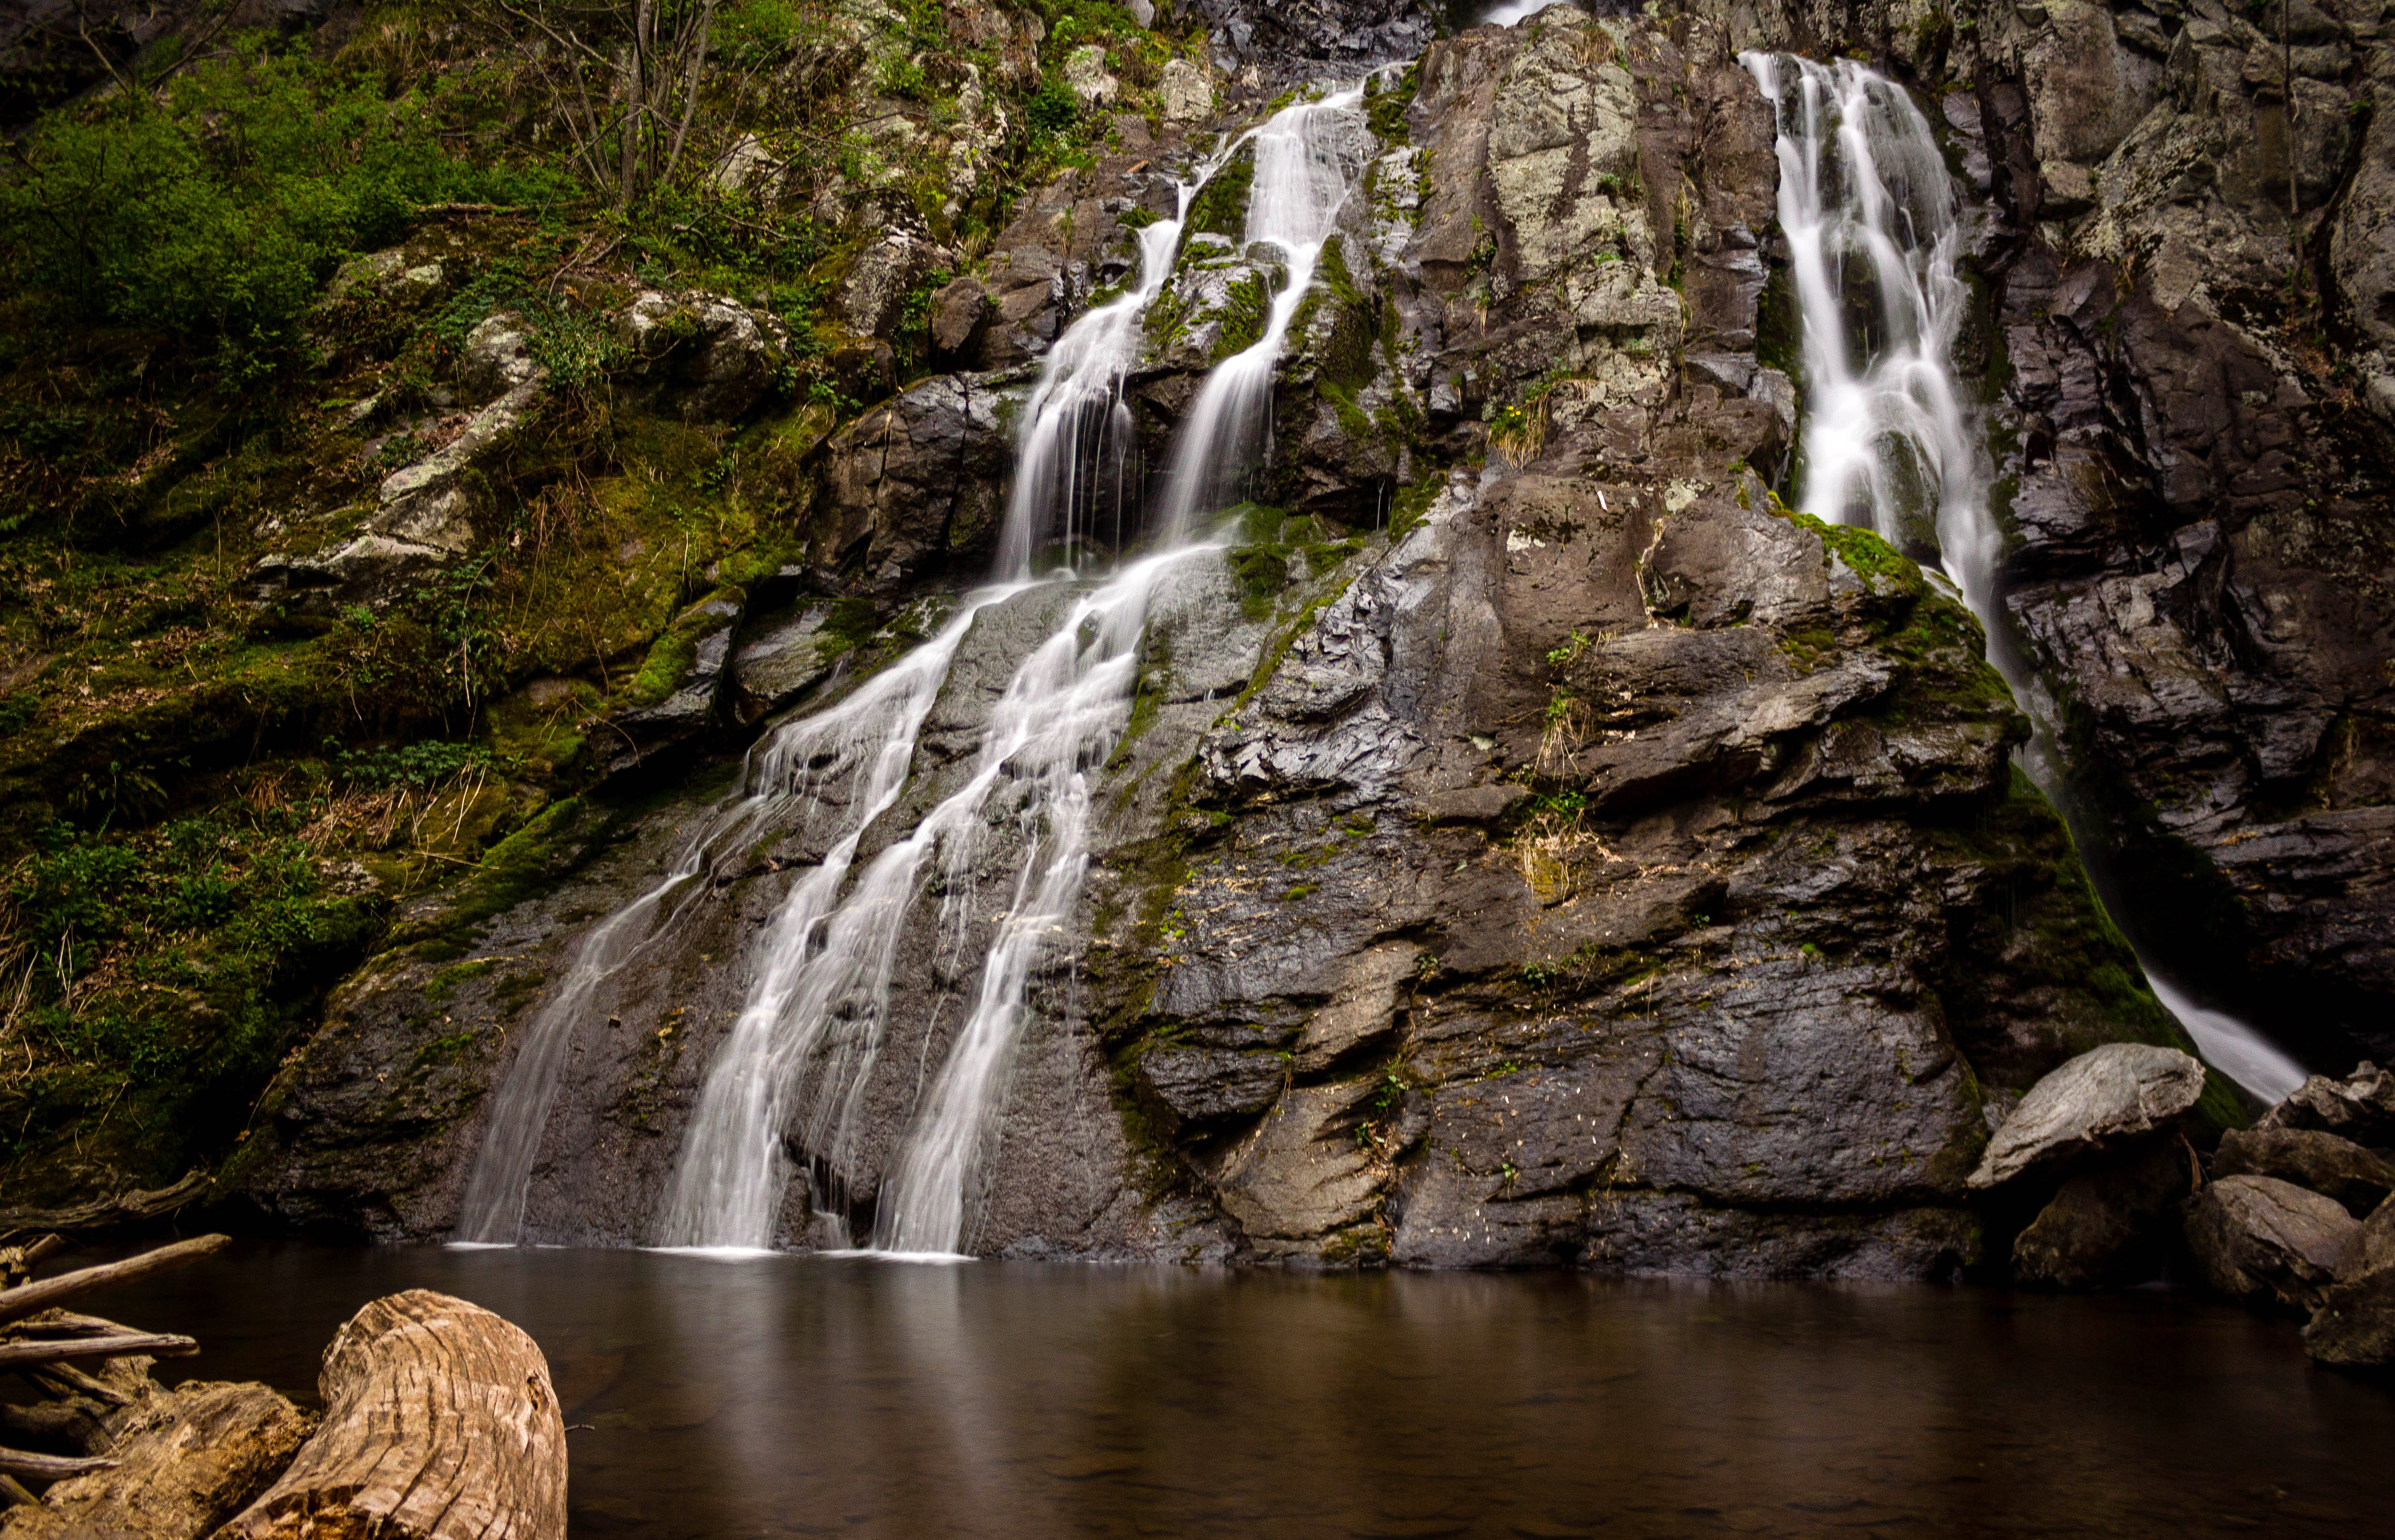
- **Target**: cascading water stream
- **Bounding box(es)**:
[873,88,1371,1253]
[995,193,1200,577]
[653,89,1373,1255]
[1746,52,2307,1101]
[653,182,1206,1254]
[452,591,1013,1244]
[1157,87,1369,544]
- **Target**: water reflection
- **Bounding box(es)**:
[84,1244,2388,1537]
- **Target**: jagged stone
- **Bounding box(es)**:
[1064,44,1118,108]
[1967,1044,2208,1190]
[727,604,840,726]
[810,372,1022,591]
[928,276,994,359]
[2185,1173,2361,1314]
[601,590,745,777]
[2214,1126,2395,1217]
[617,290,788,422]
[2301,1194,2395,1368]
[1159,58,1214,124]
[1135,1046,1287,1131]
[836,231,936,340]
[2259,1062,2395,1148]
[2304,1267,2395,1369]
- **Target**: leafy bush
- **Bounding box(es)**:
[4,813,378,1083]
[1027,73,1080,133]
[0,41,561,368]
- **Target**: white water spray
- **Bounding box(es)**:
[1748,52,2307,1102]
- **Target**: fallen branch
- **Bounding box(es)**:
[10,1311,136,1338]
[0,1333,198,1371]
[28,1363,131,1406]
[0,1234,226,1328]
[0,1449,116,1480]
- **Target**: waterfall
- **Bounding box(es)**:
[651,89,1373,1255]
[995,195,1196,578]
[1156,88,1370,543]
[453,592,1012,1244]
[1746,53,2307,1102]
[651,176,1210,1254]
[460,87,1371,1253]
[875,90,1372,1252]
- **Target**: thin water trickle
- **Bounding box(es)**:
[1156,88,1370,544]
[1747,52,2308,1102]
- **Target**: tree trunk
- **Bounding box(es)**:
[213,1290,566,1540]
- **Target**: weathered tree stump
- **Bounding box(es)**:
[214,1290,566,1540]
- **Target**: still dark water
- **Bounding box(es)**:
[78,1242,2395,1538]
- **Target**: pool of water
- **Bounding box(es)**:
[77,1242,2392,1537]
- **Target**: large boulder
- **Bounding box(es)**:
[2185,1173,2362,1314]
[617,290,789,422]
[1966,1043,2209,1190]
[2011,1137,2194,1289]
[806,372,1022,591]
[1159,59,1214,125]
[2214,1126,2395,1217]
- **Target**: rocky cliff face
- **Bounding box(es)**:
[228,5,2238,1278]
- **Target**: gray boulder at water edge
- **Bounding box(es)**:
[1967,1044,2209,1191]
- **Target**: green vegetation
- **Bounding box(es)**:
[0,41,563,378]
[1365,63,1420,143]
[1,808,383,1179]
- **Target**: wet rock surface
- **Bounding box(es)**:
[2213,1125,2395,1216]
[1681,0,2395,1069]
[2011,1137,2196,1289]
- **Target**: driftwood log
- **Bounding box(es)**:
[0,1234,226,1328]
[215,1290,567,1540]
[0,1172,209,1242]
[2,1380,313,1540]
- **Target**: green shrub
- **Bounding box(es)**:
[0,40,560,368]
